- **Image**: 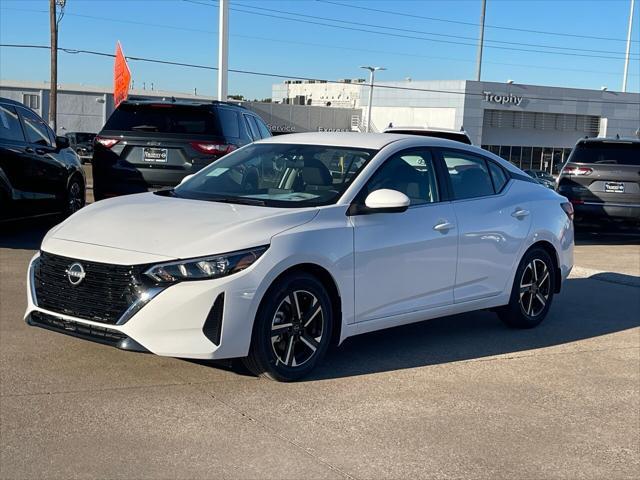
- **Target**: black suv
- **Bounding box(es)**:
[92,99,271,200]
[556,137,640,225]
[0,97,85,221]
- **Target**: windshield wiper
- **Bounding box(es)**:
[131,125,159,131]
[211,196,266,206]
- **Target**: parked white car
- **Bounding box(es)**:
[26,133,574,381]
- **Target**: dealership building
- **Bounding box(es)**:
[274,79,640,173]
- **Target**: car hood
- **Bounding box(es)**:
[43,193,318,261]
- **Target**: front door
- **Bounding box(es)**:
[352,148,458,322]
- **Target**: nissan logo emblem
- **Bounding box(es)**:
[65,262,86,286]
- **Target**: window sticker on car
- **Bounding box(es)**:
[206,167,229,177]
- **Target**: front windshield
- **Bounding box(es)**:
[173,143,377,207]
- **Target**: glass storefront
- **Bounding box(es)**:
[482,145,572,174]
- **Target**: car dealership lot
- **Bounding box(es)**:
[0,217,638,479]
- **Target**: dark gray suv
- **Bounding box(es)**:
[92,99,271,200]
[556,137,640,225]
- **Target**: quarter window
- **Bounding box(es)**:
[244,115,260,140]
[0,105,26,142]
[18,107,52,146]
[488,161,509,192]
[442,151,494,200]
[362,150,439,205]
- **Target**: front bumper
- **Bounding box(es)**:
[25,253,261,360]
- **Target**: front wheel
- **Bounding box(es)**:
[498,247,555,328]
[64,177,85,217]
[243,273,333,381]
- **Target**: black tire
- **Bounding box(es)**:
[243,273,333,381]
[497,247,555,329]
[64,176,85,217]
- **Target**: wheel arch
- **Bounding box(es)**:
[256,262,343,346]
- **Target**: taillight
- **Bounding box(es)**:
[95,137,119,149]
[561,166,593,176]
[190,142,237,156]
[561,202,575,221]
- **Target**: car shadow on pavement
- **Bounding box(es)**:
[307,277,640,381]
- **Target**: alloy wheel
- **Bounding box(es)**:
[519,258,551,317]
[68,182,83,214]
[270,290,324,368]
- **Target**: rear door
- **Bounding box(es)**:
[559,141,640,207]
[16,106,66,200]
[437,148,532,303]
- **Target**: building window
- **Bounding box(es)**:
[22,94,39,110]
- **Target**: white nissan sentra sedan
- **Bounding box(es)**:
[26,133,574,381]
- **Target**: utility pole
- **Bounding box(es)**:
[49,0,65,132]
[622,0,635,92]
[217,0,229,101]
[360,66,386,133]
[475,0,486,82]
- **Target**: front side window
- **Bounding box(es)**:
[361,150,439,205]
[0,105,26,142]
[442,150,495,200]
[18,107,52,146]
[173,143,376,207]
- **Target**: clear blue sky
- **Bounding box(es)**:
[1,0,638,98]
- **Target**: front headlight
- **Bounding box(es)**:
[144,246,268,284]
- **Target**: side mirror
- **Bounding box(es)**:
[55,136,70,150]
[178,174,195,186]
[349,189,410,215]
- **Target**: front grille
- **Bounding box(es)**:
[33,251,147,324]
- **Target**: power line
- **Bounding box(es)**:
[317,0,640,44]
[183,0,638,60]
[1,43,638,105]
[229,0,640,57]
[5,5,636,78]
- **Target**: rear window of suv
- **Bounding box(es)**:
[569,142,640,166]
[103,103,238,137]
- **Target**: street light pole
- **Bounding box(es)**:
[360,66,386,133]
[622,0,635,92]
[475,0,486,81]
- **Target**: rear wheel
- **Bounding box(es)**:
[498,247,555,328]
[243,273,333,381]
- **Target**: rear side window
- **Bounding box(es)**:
[18,107,52,146]
[0,104,25,142]
[488,161,509,192]
[569,142,640,166]
[441,150,495,200]
[103,104,228,136]
[216,109,240,138]
[244,114,260,140]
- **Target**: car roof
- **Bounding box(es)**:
[119,98,248,110]
[577,136,640,145]
[257,132,481,151]
[0,96,29,108]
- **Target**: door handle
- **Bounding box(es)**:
[35,148,46,155]
[433,221,455,232]
[25,147,34,153]
[512,208,530,219]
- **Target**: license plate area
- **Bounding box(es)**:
[604,182,625,193]
[143,147,168,163]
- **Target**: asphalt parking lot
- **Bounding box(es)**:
[0,182,638,478]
